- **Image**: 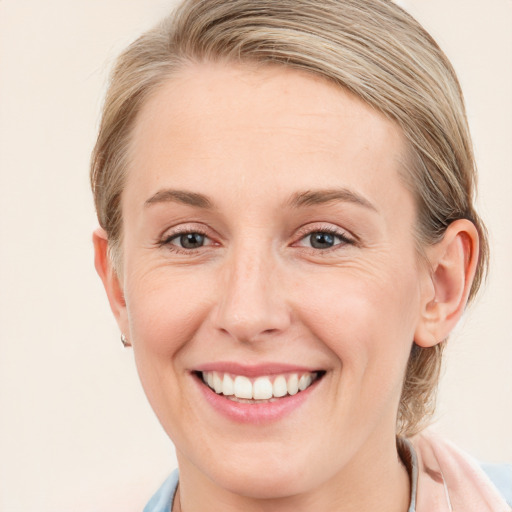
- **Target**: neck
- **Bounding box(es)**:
[174,436,411,512]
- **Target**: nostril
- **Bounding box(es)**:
[212,266,291,341]
[214,311,290,343]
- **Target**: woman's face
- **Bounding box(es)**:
[117,63,431,498]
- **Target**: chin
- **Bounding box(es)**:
[213,465,311,500]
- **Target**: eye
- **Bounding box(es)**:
[174,232,206,249]
[296,229,354,250]
[311,232,339,249]
[162,231,213,250]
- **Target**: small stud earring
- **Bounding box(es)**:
[120,333,131,347]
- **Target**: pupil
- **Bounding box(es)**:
[310,232,334,249]
[181,233,204,249]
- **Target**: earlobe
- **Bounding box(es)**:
[414,219,479,348]
[92,228,128,332]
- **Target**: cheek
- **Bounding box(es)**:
[296,264,421,375]
[123,267,216,435]
[125,267,214,358]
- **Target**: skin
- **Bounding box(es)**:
[94,62,478,512]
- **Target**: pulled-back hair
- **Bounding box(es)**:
[91,0,488,436]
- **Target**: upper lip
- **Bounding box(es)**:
[193,362,323,377]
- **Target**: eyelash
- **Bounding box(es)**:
[158,227,213,254]
[293,225,356,251]
[157,225,356,254]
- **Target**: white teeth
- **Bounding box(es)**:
[253,377,273,400]
[273,376,288,398]
[287,374,299,395]
[222,374,234,396]
[234,375,253,399]
[201,371,320,400]
[299,373,313,391]
[213,372,223,394]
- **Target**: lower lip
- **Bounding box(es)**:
[194,374,322,424]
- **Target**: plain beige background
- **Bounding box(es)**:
[0,1,510,510]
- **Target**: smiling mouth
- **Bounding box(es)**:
[195,370,325,403]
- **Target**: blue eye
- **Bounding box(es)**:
[301,230,352,250]
[309,232,337,249]
[178,233,205,249]
[165,232,208,249]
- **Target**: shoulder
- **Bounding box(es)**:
[410,430,512,510]
[481,462,512,507]
[143,469,179,512]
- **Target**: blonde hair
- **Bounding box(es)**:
[91,0,488,436]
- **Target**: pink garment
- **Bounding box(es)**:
[412,431,511,511]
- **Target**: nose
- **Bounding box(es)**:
[213,245,291,343]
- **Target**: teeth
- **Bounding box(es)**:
[222,374,234,396]
[213,372,223,394]
[234,376,253,399]
[201,371,319,400]
[299,373,313,391]
[273,376,288,398]
[253,377,273,400]
[287,374,299,395]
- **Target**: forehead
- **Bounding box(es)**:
[126,61,412,218]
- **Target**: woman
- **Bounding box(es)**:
[91,0,511,510]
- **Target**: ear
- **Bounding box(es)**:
[93,228,129,337]
[414,219,479,348]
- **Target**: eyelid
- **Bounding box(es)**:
[157,223,219,250]
[159,221,210,237]
[293,223,357,246]
[167,232,214,247]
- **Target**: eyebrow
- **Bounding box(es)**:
[144,189,214,209]
[288,188,377,212]
[144,187,377,212]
